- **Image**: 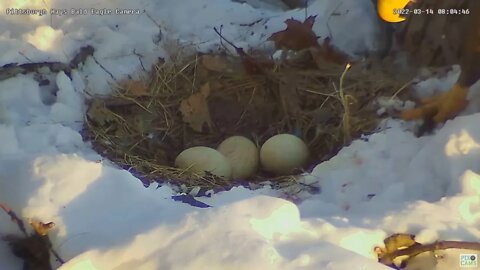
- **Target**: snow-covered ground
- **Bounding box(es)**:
[0,0,479,269]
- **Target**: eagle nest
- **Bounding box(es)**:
[83,47,405,196]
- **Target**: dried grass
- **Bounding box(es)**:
[83,48,405,193]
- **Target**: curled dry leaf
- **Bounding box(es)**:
[179,83,213,132]
[28,219,55,237]
[376,233,420,267]
[268,16,319,51]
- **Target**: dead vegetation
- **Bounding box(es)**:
[84,51,404,193]
[82,16,407,194]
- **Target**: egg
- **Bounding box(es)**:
[175,146,232,179]
[260,134,308,175]
[217,136,259,179]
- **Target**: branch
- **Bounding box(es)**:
[379,240,480,266]
[0,45,95,81]
[213,27,244,55]
[213,27,266,74]
[0,203,27,236]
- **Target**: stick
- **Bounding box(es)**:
[213,27,264,74]
[0,203,27,236]
[0,45,95,81]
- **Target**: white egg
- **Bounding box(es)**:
[175,146,232,180]
[260,134,308,175]
[217,136,259,179]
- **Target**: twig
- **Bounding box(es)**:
[389,80,412,101]
[1,204,65,266]
[18,52,33,63]
[132,49,146,71]
[92,56,117,81]
[144,11,162,29]
[238,18,263,27]
[212,25,229,54]
[50,245,65,264]
[1,45,95,81]
[213,27,264,74]
[235,86,257,127]
[213,26,254,60]
[213,27,241,53]
[0,203,27,236]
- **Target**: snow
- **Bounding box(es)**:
[0,0,479,270]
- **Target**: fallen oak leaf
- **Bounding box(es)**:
[268,16,319,51]
[179,83,213,132]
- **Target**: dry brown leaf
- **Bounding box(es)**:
[179,83,212,132]
[242,56,264,75]
[118,79,150,97]
[232,47,272,75]
[242,55,275,75]
[268,16,319,51]
[87,100,117,126]
[200,55,230,72]
[28,219,55,236]
[199,82,210,96]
